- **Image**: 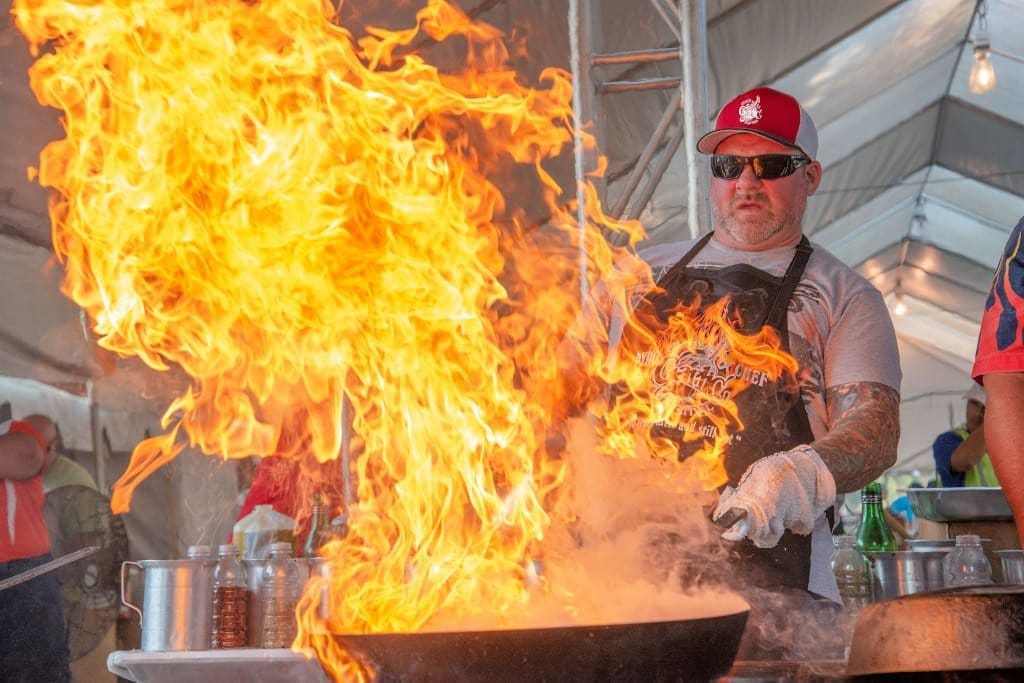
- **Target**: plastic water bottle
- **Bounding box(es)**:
[830,534,871,652]
[260,542,299,647]
[944,534,993,586]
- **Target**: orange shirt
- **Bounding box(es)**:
[1,420,51,561]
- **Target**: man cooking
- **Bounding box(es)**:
[627,86,901,653]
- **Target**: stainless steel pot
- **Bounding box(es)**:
[865,550,946,600]
[996,549,1024,585]
[121,558,215,651]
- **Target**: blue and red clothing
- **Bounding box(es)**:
[974,217,1024,380]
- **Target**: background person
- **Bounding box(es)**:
[620,86,901,657]
[41,422,100,494]
[1,413,71,683]
[931,385,995,487]
[973,215,1024,547]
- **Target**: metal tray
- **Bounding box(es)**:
[907,487,1014,522]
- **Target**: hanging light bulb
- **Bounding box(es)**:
[968,0,996,94]
[893,295,907,317]
[892,277,908,317]
[969,38,996,94]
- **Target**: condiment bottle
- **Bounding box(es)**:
[302,493,332,558]
[855,482,897,553]
[260,542,299,648]
[944,534,993,587]
[211,543,248,648]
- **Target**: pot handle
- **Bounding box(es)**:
[121,561,143,620]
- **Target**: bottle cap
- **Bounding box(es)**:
[218,543,237,555]
[955,534,981,546]
[187,544,211,559]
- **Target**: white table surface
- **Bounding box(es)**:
[107,648,331,683]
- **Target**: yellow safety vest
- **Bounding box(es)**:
[953,427,1000,487]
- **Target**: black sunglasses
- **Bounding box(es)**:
[710,154,810,180]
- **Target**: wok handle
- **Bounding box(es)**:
[713,508,748,531]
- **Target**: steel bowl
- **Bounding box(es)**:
[906,487,1013,522]
[904,538,991,552]
[996,550,1024,585]
[864,551,947,600]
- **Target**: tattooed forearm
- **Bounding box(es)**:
[812,381,899,492]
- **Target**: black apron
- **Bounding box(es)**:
[645,233,817,591]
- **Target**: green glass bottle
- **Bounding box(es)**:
[855,482,897,552]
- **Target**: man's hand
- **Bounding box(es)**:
[713,445,836,548]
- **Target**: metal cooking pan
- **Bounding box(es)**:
[334,609,749,682]
[906,487,1013,522]
[847,585,1024,677]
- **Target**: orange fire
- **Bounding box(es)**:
[13,0,795,679]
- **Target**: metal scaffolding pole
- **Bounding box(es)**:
[572,0,710,238]
[680,0,711,239]
[569,0,605,302]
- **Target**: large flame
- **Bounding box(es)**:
[13,0,796,679]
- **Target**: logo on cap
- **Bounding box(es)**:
[737,95,762,126]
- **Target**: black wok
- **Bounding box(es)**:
[334,609,749,682]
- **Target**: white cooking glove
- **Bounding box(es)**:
[712,444,836,548]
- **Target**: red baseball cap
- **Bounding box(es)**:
[697,86,818,160]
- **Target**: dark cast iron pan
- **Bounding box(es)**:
[333,608,749,682]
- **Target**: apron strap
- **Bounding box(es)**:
[655,232,714,290]
[761,235,813,330]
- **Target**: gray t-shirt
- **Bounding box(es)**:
[638,235,902,599]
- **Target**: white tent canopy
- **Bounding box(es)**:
[2,0,1023,483]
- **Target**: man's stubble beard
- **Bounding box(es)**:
[714,193,806,247]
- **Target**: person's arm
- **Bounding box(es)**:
[0,431,46,480]
[950,423,987,473]
[884,508,912,544]
[979,372,1024,547]
[713,381,898,547]
[812,381,900,493]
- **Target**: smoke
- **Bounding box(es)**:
[430,416,844,664]
[423,417,749,632]
[733,585,844,661]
